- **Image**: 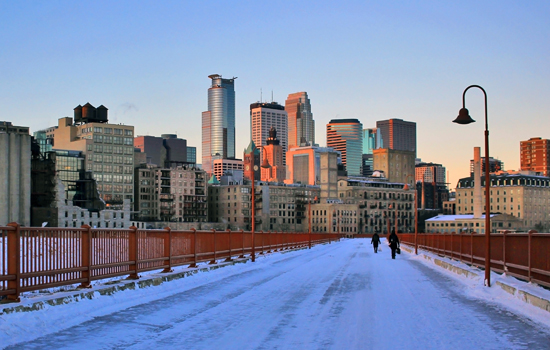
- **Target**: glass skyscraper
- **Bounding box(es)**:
[202,74,236,175]
[327,119,363,176]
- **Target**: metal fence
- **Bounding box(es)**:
[0,223,343,301]
[399,231,550,288]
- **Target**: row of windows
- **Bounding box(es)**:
[92,135,134,145]
[83,127,133,136]
[88,144,133,154]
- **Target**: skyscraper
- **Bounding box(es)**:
[376,119,416,156]
[520,137,550,176]
[261,127,285,183]
[250,101,288,165]
[285,92,315,150]
[326,119,363,176]
[202,74,236,175]
[362,128,378,176]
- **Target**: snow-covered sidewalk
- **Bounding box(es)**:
[1,239,550,349]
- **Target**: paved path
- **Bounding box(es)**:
[6,240,550,350]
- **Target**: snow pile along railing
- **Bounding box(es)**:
[399,231,550,288]
[0,223,343,302]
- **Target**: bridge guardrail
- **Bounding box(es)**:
[0,223,343,302]
[398,231,550,288]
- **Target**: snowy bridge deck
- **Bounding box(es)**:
[2,239,550,349]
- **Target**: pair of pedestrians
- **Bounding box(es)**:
[371,232,400,259]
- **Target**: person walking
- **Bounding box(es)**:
[371,232,381,253]
[389,230,400,259]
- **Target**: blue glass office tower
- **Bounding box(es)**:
[326,119,363,176]
[202,74,236,175]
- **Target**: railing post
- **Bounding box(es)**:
[210,229,217,264]
[78,225,92,288]
[528,230,535,282]
[238,229,245,259]
[162,227,173,272]
[470,231,474,265]
[259,231,265,255]
[225,229,233,262]
[7,222,20,302]
[189,228,198,268]
[502,230,508,274]
[127,226,139,279]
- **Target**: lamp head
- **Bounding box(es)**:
[453,108,476,125]
[261,157,271,169]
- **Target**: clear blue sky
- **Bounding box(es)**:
[1,1,549,189]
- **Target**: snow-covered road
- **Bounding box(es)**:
[4,239,550,350]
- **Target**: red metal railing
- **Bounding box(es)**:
[399,231,550,288]
[0,223,343,301]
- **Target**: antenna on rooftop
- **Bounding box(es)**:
[260,88,263,103]
[271,90,273,103]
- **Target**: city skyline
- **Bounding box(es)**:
[1,1,549,189]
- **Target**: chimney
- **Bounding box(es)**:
[473,147,482,218]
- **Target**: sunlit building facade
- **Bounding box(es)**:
[285,92,315,150]
[250,101,288,165]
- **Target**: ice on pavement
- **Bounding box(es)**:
[1,239,550,349]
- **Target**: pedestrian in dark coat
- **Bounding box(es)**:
[389,230,400,259]
[371,232,381,253]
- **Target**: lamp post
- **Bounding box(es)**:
[453,85,491,287]
[250,146,271,262]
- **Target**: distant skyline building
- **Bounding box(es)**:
[0,121,31,226]
[284,145,339,192]
[373,148,415,184]
[327,119,363,176]
[134,134,193,167]
[362,128,379,154]
[520,137,550,177]
[376,118,416,156]
[202,74,237,176]
[285,92,315,150]
[51,105,135,211]
[250,101,288,165]
[261,127,285,183]
[469,156,504,176]
[362,128,379,177]
[416,162,446,185]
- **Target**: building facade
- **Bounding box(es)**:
[208,183,319,232]
[51,107,135,210]
[285,146,339,188]
[134,164,207,222]
[376,118,416,156]
[260,127,286,183]
[373,148,415,184]
[285,92,315,150]
[520,137,550,177]
[456,171,550,231]
[0,121,31,226]
[250,102,288,165]
[202,74,237,176]
[425,214,522,234]
[134,134,193,167]
[331,178,416,234]
[326,119,363,176]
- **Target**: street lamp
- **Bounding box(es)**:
[453,84,491,287]
[250,146,271,262]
